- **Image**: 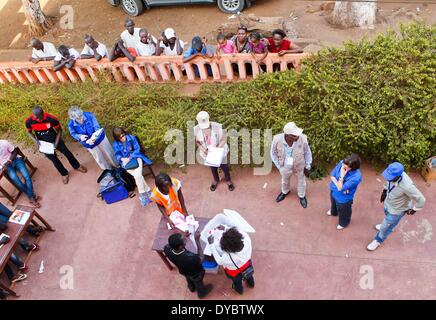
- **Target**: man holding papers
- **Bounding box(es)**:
[194,111,235,192]
[68,106,118,170]
[25,106,87,184]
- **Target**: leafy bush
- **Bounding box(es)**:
[0,23,434,170]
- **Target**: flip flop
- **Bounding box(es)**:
[11,273,27,283]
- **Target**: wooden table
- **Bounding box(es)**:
[0,148,37,205]
[151,216,212,271]
[0,205,55,297]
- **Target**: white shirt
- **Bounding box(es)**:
[159,39,185,56]
[31,42,57,59]
[120,28,142,48]
[54,48,80,61]
[209,230,252,270]
[81,42,108,58]
[135,36,157,56]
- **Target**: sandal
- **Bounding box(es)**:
[129,192,136,198]
[30,198,41,208]
[210,182,218,192]
[11,273,27,283]
[227,183,235,191]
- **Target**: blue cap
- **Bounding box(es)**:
[382,162,404,181]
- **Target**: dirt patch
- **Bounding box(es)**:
[0,0,435,61]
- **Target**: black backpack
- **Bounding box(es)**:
[97,167,136,193]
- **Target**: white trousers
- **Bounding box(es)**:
[126,158,150,194]
[88,135,118,170]
[280,167,307,198]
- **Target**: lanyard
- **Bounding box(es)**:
[387,176,402,193]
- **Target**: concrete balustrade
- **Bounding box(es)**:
[0,53,308,85]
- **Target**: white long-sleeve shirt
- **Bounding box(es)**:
[209,230,252,270]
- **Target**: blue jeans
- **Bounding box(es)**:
[375,208,406,243]
[6,158,35,200]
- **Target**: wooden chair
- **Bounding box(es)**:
[0,147,37,205]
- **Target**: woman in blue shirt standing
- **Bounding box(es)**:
[112,127,153,206]
[327,154,362,230]
[68,106,118,170]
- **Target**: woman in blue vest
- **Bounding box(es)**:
[68,106,118,170]
[112,127,153,206]
[327,153,362,230]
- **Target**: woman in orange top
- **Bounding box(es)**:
[150,172,189,229]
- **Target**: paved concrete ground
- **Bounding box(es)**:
[3,143,435,300]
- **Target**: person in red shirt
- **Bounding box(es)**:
[265,29,303,56]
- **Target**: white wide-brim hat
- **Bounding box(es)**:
[283,122,303,136]
[196,111,210,129]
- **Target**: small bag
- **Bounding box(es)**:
[123,158,139,170]
[229,254,254,280]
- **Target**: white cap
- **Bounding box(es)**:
[196,111,210,129]
[164,28,176,39]
[283,122,303,136]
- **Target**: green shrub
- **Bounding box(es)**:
[0,23,434,170]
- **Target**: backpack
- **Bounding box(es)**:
[97,168,135,204]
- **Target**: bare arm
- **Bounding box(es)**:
[54,127,62,148]
[155,39,164,56]
[178,189,188,215]
[175,38,183,55]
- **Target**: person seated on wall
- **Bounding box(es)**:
[135,28,157,57]
[264,29,303,55]
[112,128,153,207]
[109,18,142,62]
[155,28,184,56]
[80,35,108,61]
[0,140,41,208]
[29,38,57,64]
[183,36,214,78]
[53,45,80,72]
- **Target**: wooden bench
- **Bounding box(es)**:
[0,205,55,298]
[0,148,37,205]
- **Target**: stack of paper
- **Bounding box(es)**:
[39,141,54,154]
[204,147,225,167]
[86,128,104,145]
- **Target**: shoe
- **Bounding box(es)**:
[210,182,218,192]
[11,273,27,283]
[246,278,255,288]
[76,165,87,173]
[337,224,344,230]
[187,283,196,293]
[198,284,213,299]
[18,263,28,272]
[367,240,381,251]
[326,210,332,216]
[374,224,381,231]
[139,193,152,206]
[30,197,41,208]
[276,192,289,203]
[30,243,40,252]
[231,283,243,295]
[227,182,235,191]
[299,196,308,208]
[62,175,69,184]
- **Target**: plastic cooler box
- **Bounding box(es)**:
[100,180,129,204]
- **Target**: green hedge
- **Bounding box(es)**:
[0,23,434,169]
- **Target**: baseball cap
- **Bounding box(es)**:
[164,28,176,39]
[196,111,210,129]
[382,162,404,181]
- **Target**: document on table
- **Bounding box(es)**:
[39,141,55,154]
[86,128,104,145]
[204,147,225,167]
[9,210,30,225]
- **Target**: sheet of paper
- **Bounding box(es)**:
[204,147,225,167]
[86,128,104,144]
[39,141,54,154]
[8,210,30,225]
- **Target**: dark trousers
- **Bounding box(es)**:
[184,270,208,298]
[210,164,231,183]
[225,262,255,294]
[330,192,353,228]
[44,139,80,176]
